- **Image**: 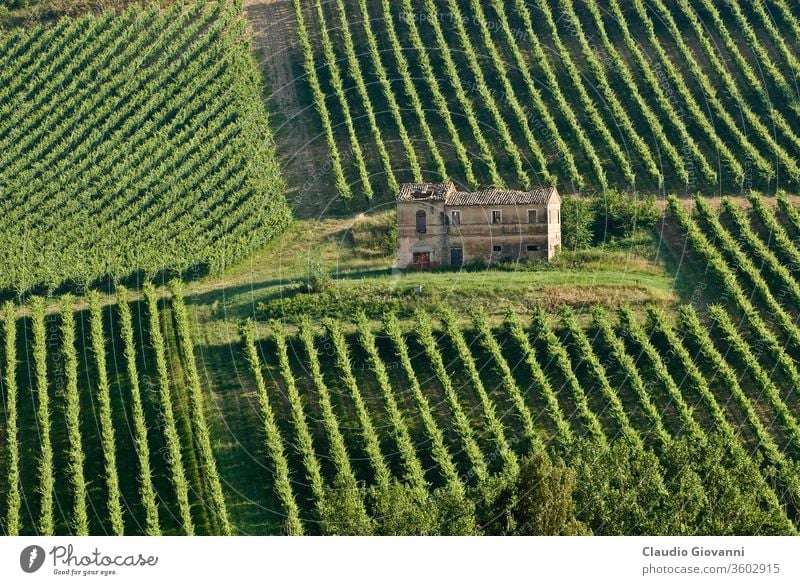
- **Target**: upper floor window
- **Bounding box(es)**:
[557,209,561,224]
[416,210,427,233]
[451,210,461,225]
[492,210,502,224]
[528,209,538,224]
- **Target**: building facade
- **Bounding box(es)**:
[397,182,561,269]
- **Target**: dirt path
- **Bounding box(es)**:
[244,0,301,116]
[243,0,336,219]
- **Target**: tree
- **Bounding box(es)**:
[484,450,588,535]
[572,439,670,535]
[561,196,595,250]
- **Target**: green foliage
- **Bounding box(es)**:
[330,0,397,193]
[270,322,329,530]
[560,192,660,251]
[143,283,194,535]
[116,287,160,535]
[584,0,716,184]
[383,314,463,489]
[297,318,373,534]
[326,319,392,491]
[593,190,660,241]
[241,320,303,535]
[572,438,671,535]
[668,196,800,388]
[260,282,442,322]
[707,305,800,452]
[308,0,373,198]
[3,302,21,535]
[87,291,125,535]
[531,309,606,445]
[473,310,539,449]
[414,310,489,483]
[349,212,397,257]
[518,0,635,184]
[30,297,55,535]
[505,312,573,447]
[356,313,427,493]
[591,306,671,447]
[443,0,543,187]
[440,308,519,478]
[170,281,232,535]
[560,196,595,250]
[487,0,582,187]
[659,435,794,535]
[678,305,800,506]
[59,295,89,535]
[559,306,641,448]
[355,0,423,182]
[305,261,332,294]
[693,196,800,353]
[0,1,289,294]
[291,0,349,198]
[722,197,800,308]
[554,0,662,185]
[486,450,589,535]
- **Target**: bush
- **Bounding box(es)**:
[483,450,589,535]
[561,196,595,250]
[305,260,332,293]
[593,190,659,241]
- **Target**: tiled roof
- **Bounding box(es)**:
[398,183,557,205]
[446,187,556,206]
[397,182,455,201]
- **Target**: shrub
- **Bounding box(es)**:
[593,190,659,241]
[561,195,596,250]
[306,260,332,293]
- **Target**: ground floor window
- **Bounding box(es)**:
[492,245,502,252]
[527,244,540,252]
[412,251,431,268]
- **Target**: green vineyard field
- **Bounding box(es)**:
[1,196,799,534]
[0,0,289,294]
[293,0,800,200]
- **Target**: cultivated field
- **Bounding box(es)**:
[2,0,800,535]
[292,0,800,205]
[0,0,289,294]
[1,195,800,534]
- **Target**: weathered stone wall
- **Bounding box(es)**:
[397,199,561,267]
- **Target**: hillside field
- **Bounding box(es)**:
[1,0,800,536]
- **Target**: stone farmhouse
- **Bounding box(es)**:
[396,182,562,269]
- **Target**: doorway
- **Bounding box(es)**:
[412,251,431,269]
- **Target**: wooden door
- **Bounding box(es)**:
[412,252,431,269]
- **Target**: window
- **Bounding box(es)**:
[527,209,538,224]
[492,245,502,253]
[492,210,502,224]
[416,210,426,233]
[557,208,561,224]
[526,244,540,252]
[450,210,461,225]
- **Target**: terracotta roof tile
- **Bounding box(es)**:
[398,183,557,205]
[397,182,455,201]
